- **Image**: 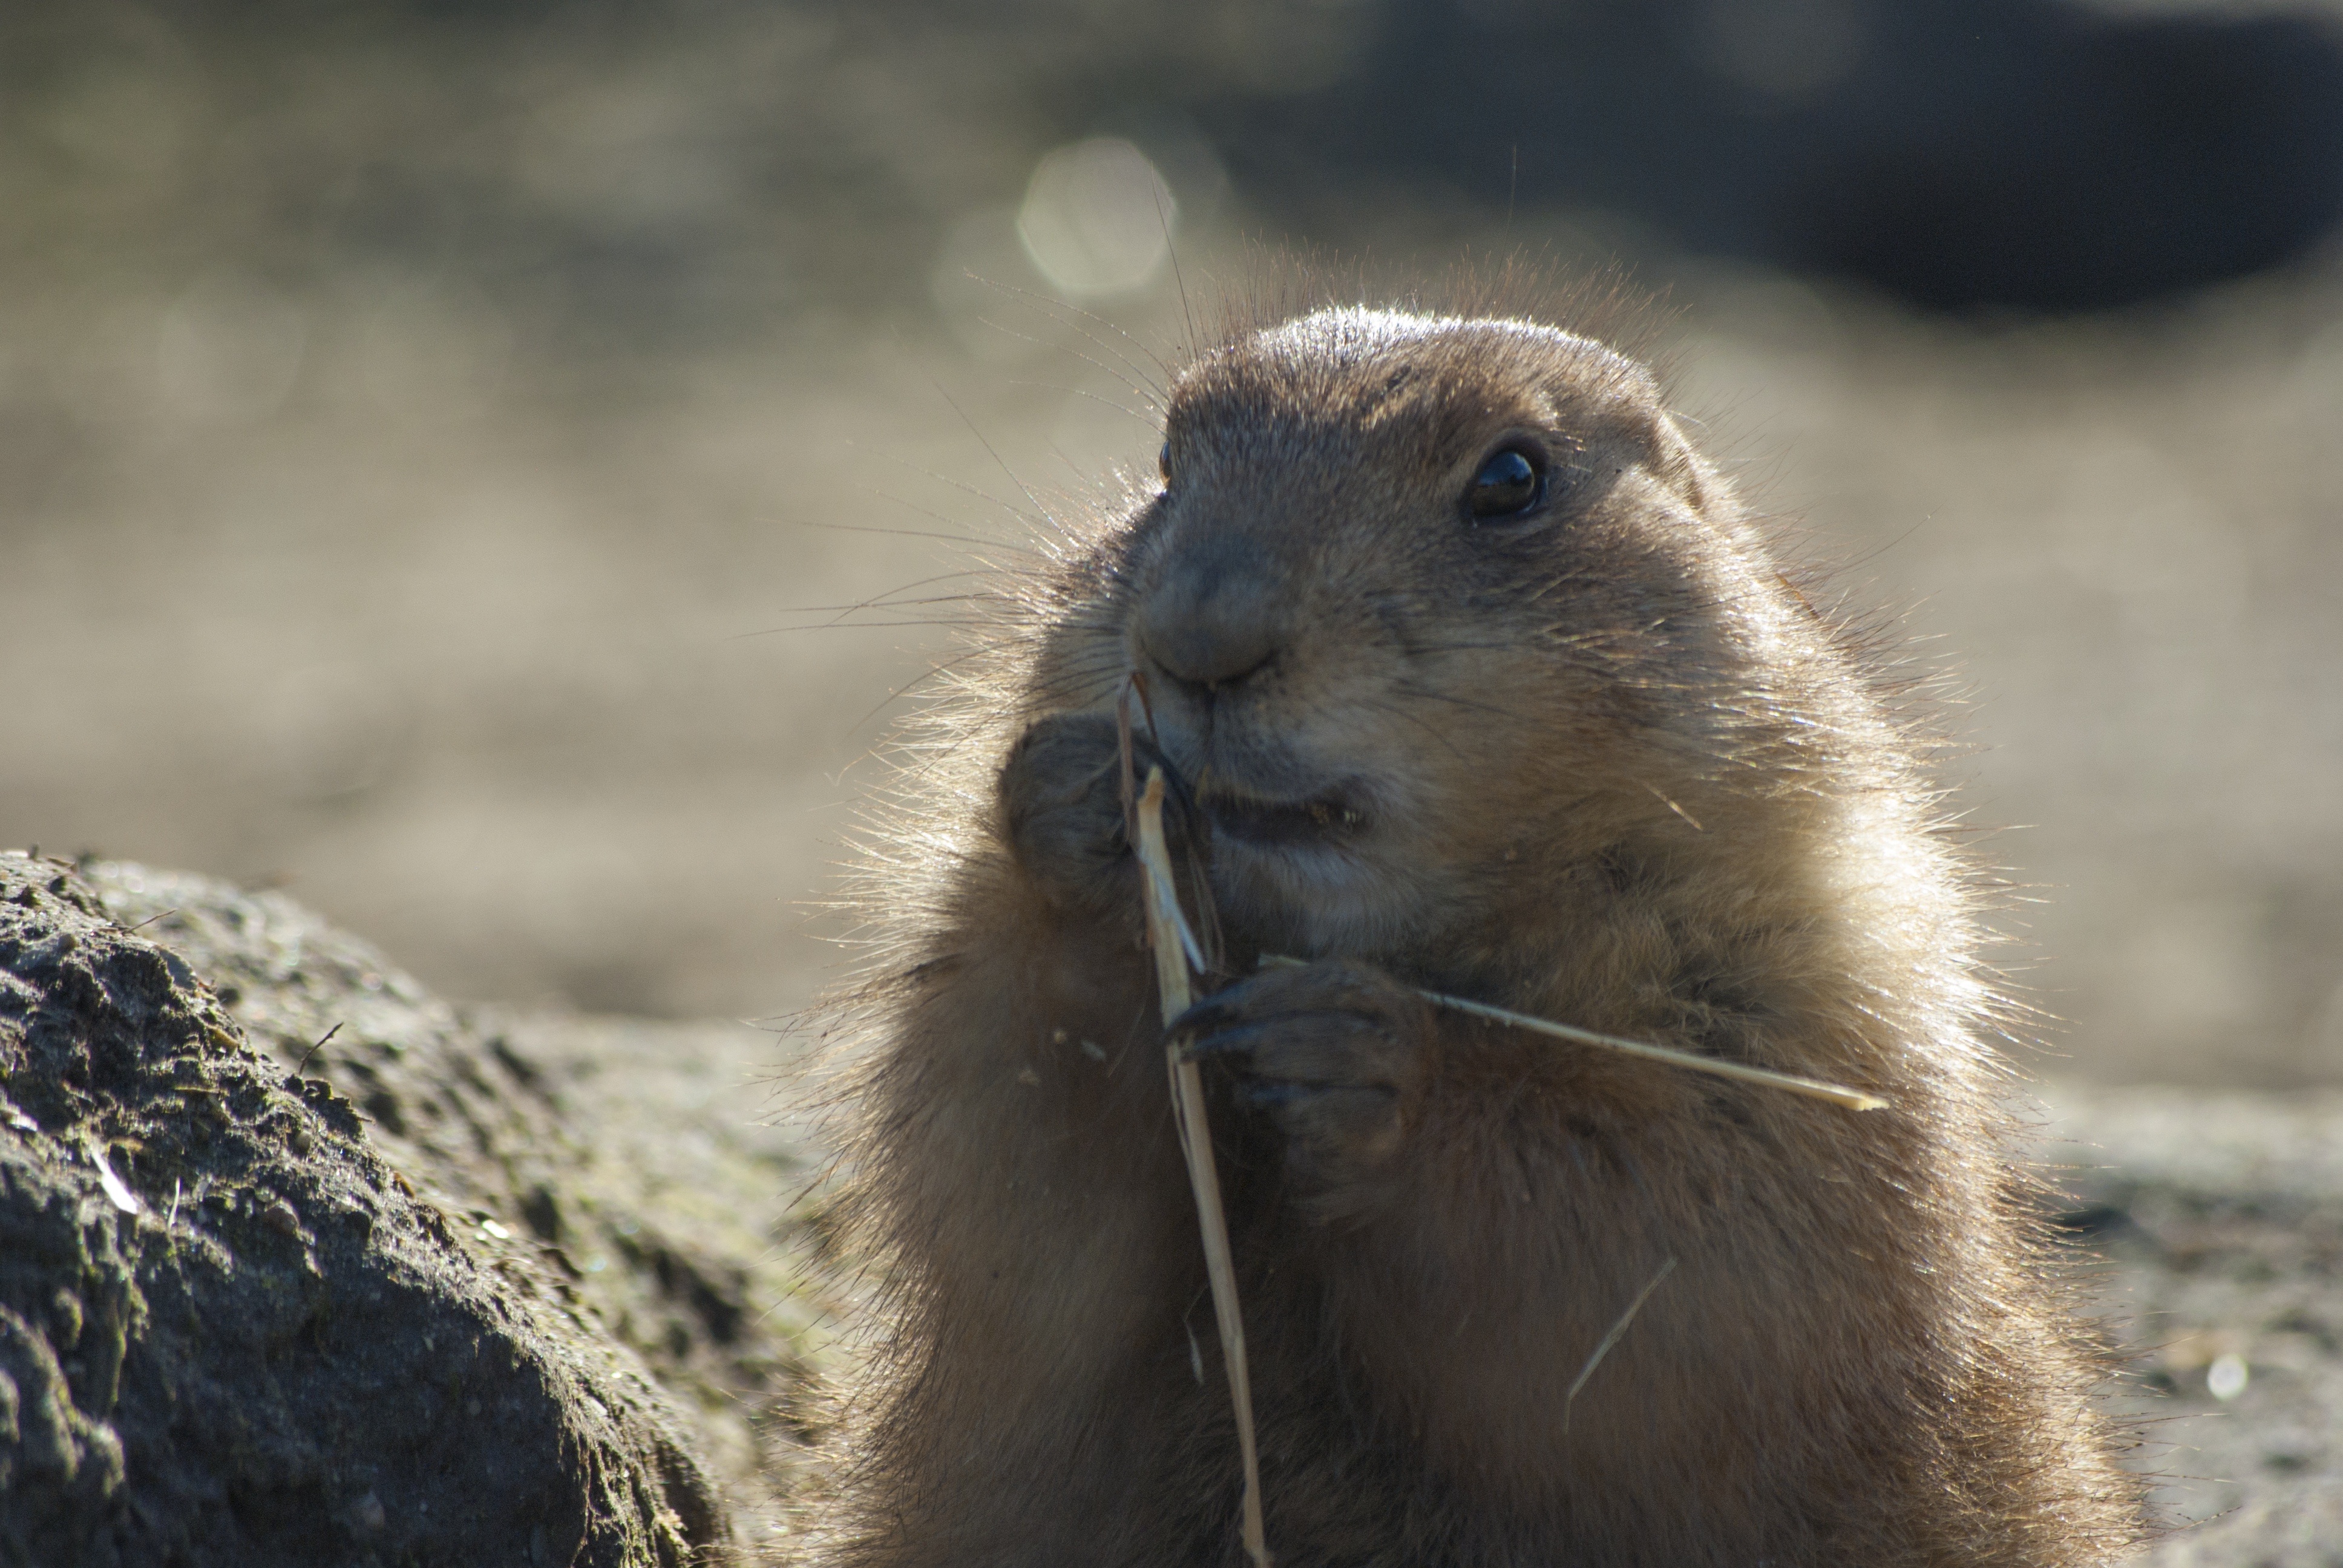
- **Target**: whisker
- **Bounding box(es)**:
[985,337,1165,414]
[745,573,1004,629]
[963,312,1167,413]
[925,377,1066,535]
[869,468,1045,531]
[1010,381,1165,439]
[830,501,1052,559]
[848,647,1017,731]
[968,279,1174,397]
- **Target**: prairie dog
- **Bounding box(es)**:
[827,291,2137,1566]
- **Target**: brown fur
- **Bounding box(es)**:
[819,276,2140,1566]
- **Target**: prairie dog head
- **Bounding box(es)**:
[1030,306,1852,961]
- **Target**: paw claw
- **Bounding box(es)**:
[1181,1019,1300,1064]
[1168,959,1434,1203]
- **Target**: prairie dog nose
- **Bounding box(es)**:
[1135,554,1288,692]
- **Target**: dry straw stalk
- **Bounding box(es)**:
[1135,768,1272,1568]
[1256,956,1886,1112]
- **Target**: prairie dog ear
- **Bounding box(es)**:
[1647,410,1718,511]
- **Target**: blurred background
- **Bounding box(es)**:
[2,0,2340,1085]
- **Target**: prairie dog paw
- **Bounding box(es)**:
[999,713,1202,915]
[1175,959,1434,1212]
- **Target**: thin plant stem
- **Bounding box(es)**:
[1257,955,1886,1112]
[1137,770,1271,1568]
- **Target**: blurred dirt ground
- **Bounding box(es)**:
[1,2,2339,1086]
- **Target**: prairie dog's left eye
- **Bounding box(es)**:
[1466,446,1543,520]
[1158,443,1172,483]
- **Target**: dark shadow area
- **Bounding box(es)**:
[1175,0,2343,313]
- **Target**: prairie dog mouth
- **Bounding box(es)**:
[1204,789,1368,849]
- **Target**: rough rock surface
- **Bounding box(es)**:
[70,858,850,1557]
[0,851,844,1567]
[10,846,2339,1566]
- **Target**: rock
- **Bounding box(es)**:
[0,851,771,1566]
[69,859,850,1550]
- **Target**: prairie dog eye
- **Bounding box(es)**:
[1158,443,1172,483]
[1466,446,1543,520]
